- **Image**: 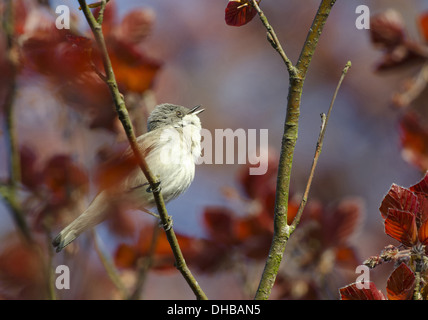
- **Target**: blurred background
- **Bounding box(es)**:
[0,0,427,299]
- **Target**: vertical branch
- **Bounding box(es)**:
[77,0,207,300]
[128,220,160,300]
[254,0,337,300]
[0,0,32,242]
[91,229,129,299]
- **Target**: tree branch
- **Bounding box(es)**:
[290,61,351,233]
[91,229,129,299]
[254,0,337,300]
[0,0,32,243]
[77,0,207,300]
[128,220,160,300]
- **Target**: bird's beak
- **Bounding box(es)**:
[189,105,205,115]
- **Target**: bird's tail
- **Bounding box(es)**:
[52,192,109,252]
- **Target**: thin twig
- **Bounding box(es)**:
[42,216,57,300]
[91,229,129,299]
[254,0,338,300]
[250,0,297,76]
[77,0,207,300]
[128,220,160,300]
[95,0,107,24]
[0,0,32,243]
[290,61,351,233]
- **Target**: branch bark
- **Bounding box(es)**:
[253,0,338,300]
[77,0,207,300]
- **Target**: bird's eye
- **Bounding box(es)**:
[176,111,183,118]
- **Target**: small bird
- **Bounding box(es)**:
[52,103,204,252]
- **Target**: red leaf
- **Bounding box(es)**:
[202,207,237,245]
[414,193,428,229]
[114,8,155,45]
[225,0,258,27]
[399,113,428,171]
[92,0,117,35]
[335,245,360,268]
[108,38,162,93]
[379,184,419,219]
[43,155,89,206]
[339,282,386,300]
[94,145,138,191]
[409,172,428,195]
[114,243,137,268]
[386,263,415,300]
[384,209,418,247]
[418,11,428,43]
[418,219,428,244]
[19,145,40,190]
[238,149,278,200]
[322,198,362,245]
[370,9,406,49]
